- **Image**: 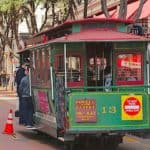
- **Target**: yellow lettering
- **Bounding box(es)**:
[109,106,117,113]
[102,106,107,114]
[101,106,117,114]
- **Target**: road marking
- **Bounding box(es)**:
[11,133,20,140]
[124,135,150,149]
[123,135,140,143]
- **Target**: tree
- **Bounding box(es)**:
[0,0,51,63]
[118,0,127,19]
[0,0,24,61]
[100,0,145,21]
[0,0,58,61]
[83,0,88,18]
[59,0,77,22]
[100,0,109,18]
[133,0,145,21]
[75,0,89,18]
[58,0,90,22]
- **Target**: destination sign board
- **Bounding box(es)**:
[75,99,97,123]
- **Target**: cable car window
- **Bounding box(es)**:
[55,54,83,83]
[31,51,35,83]
[87,57,107,81]
[67,56,80,82]
[116,53,144,85]
[31,48,51,86]
[58,55,64,71]
[32,51,35,69]
[31,50,40,83]
[45,48,50,81]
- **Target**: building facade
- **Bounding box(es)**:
[75,0,150,37]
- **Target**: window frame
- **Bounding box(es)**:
[55,53,84,87]
[31,47,51,86]
[115,51,144,85]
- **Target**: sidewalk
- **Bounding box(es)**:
[0,86,18,100]
[0,89,18,112]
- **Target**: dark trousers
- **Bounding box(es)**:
[19,96,25,124]
[21,97,34,126]
[17,88,24,124]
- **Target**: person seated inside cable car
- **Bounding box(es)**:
[125,70,137,81]
[87,65,95,80]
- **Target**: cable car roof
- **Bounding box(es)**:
[18,27,149,53]
[50,28,149,43]
[33,18,133,38]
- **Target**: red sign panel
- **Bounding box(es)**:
[123,97,141,116]
[36,91,52,114]
[75,99,96,123]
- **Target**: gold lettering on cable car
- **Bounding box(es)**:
[75,99,97,123]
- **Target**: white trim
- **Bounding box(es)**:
[50,66,54,100]
[64,44,67,88]
[29,68,32,96]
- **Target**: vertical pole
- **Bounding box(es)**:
[147,43,150,94]
[64,43,67,88]
[29,68,32,96]
[50,66,54,100]
[98,64,100,81]
[102,48,105,90]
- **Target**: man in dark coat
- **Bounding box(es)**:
[19,67,35,129]
[15,62,26,124]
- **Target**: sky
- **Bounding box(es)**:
[18,4,45,33]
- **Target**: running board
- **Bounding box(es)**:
[58,137,64,142]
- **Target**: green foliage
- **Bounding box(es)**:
[0,0,25,12]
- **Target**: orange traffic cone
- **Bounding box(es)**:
[3,109,14,135]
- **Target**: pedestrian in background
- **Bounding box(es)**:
[1,71,6,88]
[15,62,26,124]
[19,67,35,129]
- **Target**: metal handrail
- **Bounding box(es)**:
[66,85,150,92]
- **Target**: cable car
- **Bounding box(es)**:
[18,18,150,150]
